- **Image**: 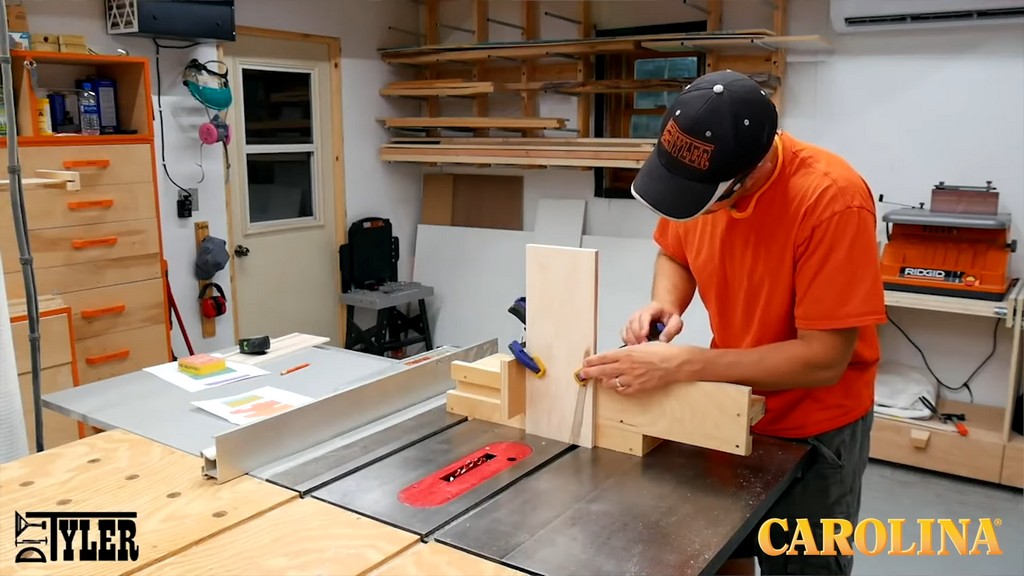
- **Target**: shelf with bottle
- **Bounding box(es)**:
[1,50,155,148]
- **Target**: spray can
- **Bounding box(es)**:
[36,97,53,136]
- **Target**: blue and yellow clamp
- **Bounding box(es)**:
[507,297,546,377]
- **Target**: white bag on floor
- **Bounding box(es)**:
[0,254,29,463]
[874,361,938,420]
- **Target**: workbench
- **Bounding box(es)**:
[9,335,812,575]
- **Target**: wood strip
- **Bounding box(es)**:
[385,39,640,65]
[390,136,655,146]
[450,358,502,389]
[641,34,831,54]
[386,143,653,153]
[382,146,649,160]
[0,430,295,575]
[194,221,216,339]
[378,29,779,60]
[218,332,330,365]
[380,86,495,97]
[380,150,645,169]
[596,381,764,456]
[524,244,598,447]
[576,0,592,138]
[500,354,526,420]
[384,117,566,130]
[136,498,419,576]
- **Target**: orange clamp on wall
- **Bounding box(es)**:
[80,304,126,319]
[63,159,111,169]
[85,349,130,365]
[67,199,114,211]
[71,236,118,249]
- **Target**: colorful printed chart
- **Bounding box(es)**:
[191,386,314,425]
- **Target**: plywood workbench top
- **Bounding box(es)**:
[137,498,420,576]
[0,430,295,575]
[368,542,527,576]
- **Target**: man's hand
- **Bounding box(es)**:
[621,302,684,345]
[578,342,705,396]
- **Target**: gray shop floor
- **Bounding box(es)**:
[853,460,1023,576]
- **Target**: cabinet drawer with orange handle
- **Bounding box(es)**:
[76,324,170,384]
[60,278,165,340]
[0,183,156,230]
[16,144,154,187]
[0,218,160,271]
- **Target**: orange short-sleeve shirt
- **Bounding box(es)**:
[654,132,887,439]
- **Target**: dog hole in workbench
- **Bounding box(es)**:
[56,499,71,506]
[19,481,33,487]
[87,458,101,463]
[166,492,180,499]
[212,511,227,518]
[125,474,139,480]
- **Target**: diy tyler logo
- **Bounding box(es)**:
[13,511,139,564]
[759,518,1003,557]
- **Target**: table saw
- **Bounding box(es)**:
[43,335,811,576]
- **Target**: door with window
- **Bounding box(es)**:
[222,33,341,345]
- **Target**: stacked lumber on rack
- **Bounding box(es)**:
[380,79,495,97]
[382,117,567,131]
[380,137,655,168]
[378,30,831,65]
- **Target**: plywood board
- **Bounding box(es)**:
[136,498,418,576]
[524,244,597,446]
[421,174,523,230]
[450,175,523,230]
[532,199,585,247]
[368,542,526,576]
[597,380,763,456]
[412,225,531,349]
[0,430,294,574]
[580,235,712,352]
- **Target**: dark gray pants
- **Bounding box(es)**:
[729,410,873,575]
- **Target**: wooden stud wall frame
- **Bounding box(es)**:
[377,0,828,169]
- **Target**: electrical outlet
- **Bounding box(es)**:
[187,187,198,211]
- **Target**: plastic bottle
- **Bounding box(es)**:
[79,90,100,136]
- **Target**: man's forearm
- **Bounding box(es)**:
[652,250,696,314]
[689,339,848,391]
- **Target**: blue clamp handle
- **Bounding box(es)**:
[508,340,545,376]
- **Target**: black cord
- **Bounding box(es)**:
[886,312,1000,404]
[152,39,199,196]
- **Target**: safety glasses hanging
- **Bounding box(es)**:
[182,59,232,111]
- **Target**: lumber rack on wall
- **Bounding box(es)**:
[377,0,825,169]
[381,136,653,168]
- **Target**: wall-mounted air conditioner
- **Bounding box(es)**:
[830,0,1024,33]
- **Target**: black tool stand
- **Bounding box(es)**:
[342,281,434,357]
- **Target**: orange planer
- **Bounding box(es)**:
[880,184,1016,301]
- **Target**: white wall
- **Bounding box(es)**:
[11,1,1023,408]
[16,0,422,355]
[427,0,1024,408]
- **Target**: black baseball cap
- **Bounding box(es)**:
[631,70,778,221]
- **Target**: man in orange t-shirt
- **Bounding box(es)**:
[578,70,886,576]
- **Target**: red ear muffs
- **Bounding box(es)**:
[199,282,227,319]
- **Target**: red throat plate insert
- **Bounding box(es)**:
[397,441,533,508]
